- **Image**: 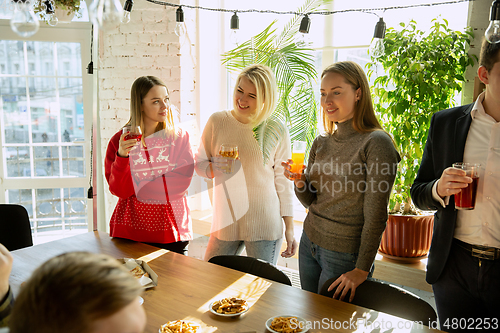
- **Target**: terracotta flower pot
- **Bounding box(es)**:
[379,214,434,258]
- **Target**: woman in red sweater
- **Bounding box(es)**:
[105,76,194,255]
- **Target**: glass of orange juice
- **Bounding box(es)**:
[291,141,306,177]
[218,144,239,173]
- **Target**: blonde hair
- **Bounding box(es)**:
[233,64,278,126]
[128,76,176,138]
[321,61,385,135]
[9,252,143,333]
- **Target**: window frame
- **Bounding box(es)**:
[0,19,94,235]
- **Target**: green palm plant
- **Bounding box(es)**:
[221,0,332,158]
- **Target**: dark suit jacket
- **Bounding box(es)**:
[410,103,474,284]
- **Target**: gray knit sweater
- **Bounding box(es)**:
[296,119,400,271]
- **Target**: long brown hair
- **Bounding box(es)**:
[321,61,385,135]
[128,76,176,137]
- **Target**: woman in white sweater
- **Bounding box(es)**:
[195,64,296,265]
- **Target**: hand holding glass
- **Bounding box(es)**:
[122,126,142,141]
[216,144,239,174]
[452,162,480,210]
[290,141,306,179]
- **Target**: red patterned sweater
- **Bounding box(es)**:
[105,128,194,244]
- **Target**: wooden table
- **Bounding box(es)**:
[9,232,441,332]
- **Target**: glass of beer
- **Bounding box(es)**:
[122,125,142,141]
[218,144,239,173]
[291,141,306,178]
[452,162,481,210]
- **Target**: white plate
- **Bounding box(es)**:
[209,300,249,317]
[266,315,309,333]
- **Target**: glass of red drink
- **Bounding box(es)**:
[122,126,142,141]
[452,162,481,210]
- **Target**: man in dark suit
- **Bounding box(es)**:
[411,39,500,332]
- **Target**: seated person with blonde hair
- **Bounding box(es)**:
[7,252,146,333]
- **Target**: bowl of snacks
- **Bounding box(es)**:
[266,315,308,333]
[209,297,249,317]
[159,320,199,333]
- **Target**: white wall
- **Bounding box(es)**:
[463,0,491,104]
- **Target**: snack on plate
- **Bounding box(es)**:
[211,297,248,314]
[270,316,303,333]
[130,265,149,279]
[160,320,199,333]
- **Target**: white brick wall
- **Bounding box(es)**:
[98,0,198,225]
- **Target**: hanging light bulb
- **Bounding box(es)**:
[485,0,500,44]
[369,17,386,58]
[44,0,58,26]
[89,0,123,31]
[230,12,239,45]
[10,0,40,37]
[299,14,311,34]
[174,6,186,37]
[296,14,311,47]
[122,0,133,24]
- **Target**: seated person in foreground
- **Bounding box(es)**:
[8,252,146,333]
[0,244,13,328]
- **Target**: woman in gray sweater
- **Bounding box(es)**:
[283,61,400,299]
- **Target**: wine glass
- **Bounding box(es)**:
[217,144,238,174]
[218,144,239,159]
[122,126,142,141]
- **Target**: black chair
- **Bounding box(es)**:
[320,276,437,325]
[0,204,33,251]
[208,255,292,286]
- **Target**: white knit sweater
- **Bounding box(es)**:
[195,111,294,241]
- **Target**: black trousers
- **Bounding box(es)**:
[432,239,500,332]
[144,240,189,256]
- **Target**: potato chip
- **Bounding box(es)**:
[211,297,248,315]
[160,320,199,333]
[270,316,303,333]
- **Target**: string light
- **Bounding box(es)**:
[145,0,473,48]
[296,14,311,47]
[43,0,58,26]
[299,14,310,33]
[122,0,134,24]
[175,6,186,37]
[10,0,39,38]
[89,0,124,31]
[230,12,239,45]
[485,0,500,44]
[370,17,386,58]
[145,0,473,16]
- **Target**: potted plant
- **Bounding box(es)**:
[221,0,332,153]
[367,18,476,260]
[34,0,82,23]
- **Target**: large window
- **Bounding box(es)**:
[0,39,89,243]
[0,2,92,244]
